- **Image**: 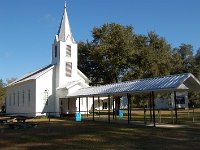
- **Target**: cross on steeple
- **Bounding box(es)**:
[65,0,66,9]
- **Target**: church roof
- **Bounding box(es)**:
[56,79,89,91]
[67,73,200,98]
[57,80,81,90]
[77,69,91,83]
[7,64,54,87]
[57,1,74,43]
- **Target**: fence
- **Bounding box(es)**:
[1,108,200,129]
[111,107,200,125]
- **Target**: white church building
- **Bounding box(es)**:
[5,2,112,117]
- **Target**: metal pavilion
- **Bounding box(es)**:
[67,73,200,127]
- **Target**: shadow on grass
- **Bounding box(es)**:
[1,119,200,150]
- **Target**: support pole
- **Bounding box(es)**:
[98,96,100,117]
[79,97,81,113]
[114,98,117,120]
[174,91,178,124]
[193,105,195,123]
[113,97,115,119]
[149,92,152,122]
[68,98,70,112]
[144,107,147,126]
[171,108,174,124]
[48,112,51,133]
[86,97,88,117]
[127,93,130,124]
[93,96,95,121]
[68,99,70,119]
[158,110,161,123]
[152,91,156,127]
[130,97,132,121]
[108,95,111,123]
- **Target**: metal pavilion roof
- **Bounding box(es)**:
[67,73,200,98]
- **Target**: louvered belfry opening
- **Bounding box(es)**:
[66,62,72,77]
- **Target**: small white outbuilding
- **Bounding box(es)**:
[155,91,188,109]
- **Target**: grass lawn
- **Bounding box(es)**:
[1,118,200,150]
[91,108,200,125]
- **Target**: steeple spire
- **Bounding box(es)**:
[57,1,74,43]
[64,0,67,9]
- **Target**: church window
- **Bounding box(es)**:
[17,92,19,106]
[13,92,15,106]
[43,89,48,105]
[66,45,71,57]
[66,62,72,77]
[28,90,31,106]
[22,91,25,106]
[9,94,11,106]
[55,45,57,57]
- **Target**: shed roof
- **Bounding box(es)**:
[67,73,200,98]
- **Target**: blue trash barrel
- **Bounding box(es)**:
[119,110,124,119]
[76,112,81,122]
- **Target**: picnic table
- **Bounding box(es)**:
[5,116,38,129]
[0,117,12,124]
[15,116,31,123]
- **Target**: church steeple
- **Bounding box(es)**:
[52,0,78,85]
[57,1,74,43]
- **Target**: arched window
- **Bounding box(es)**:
[43,89,49,106]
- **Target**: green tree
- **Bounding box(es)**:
[78,41,108,85]
[0,79,6,109]
[172,44,195,74]
[78,23,136,84]
[193,49,200,79]
[170,50,184,74]
[123,32,172,81]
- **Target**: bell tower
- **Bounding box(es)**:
[52,1,78,87]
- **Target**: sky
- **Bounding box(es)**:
[0,0,200,83]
